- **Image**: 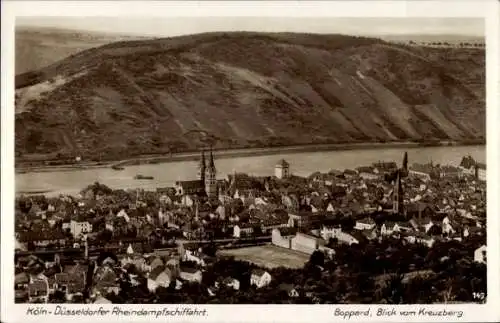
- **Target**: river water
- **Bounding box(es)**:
[16,145,485,197]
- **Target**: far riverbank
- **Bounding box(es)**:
[16,144,485,197]
[15,140,484,175]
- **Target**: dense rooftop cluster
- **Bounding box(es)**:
[14,154,486,304]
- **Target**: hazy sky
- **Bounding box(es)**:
[17,17,484,37]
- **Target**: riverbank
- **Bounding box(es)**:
[15,140,484,174]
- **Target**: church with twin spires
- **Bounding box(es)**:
[198,148,218,197]
[175,149,219,198]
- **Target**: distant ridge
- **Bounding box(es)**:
[380,33,484,43]
[16,26,148,74]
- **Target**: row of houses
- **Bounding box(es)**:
[268,206,485,255]
[409,156,486,182]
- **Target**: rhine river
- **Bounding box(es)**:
[16,145,485,197]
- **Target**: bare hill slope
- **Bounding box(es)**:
[15,32,485,162]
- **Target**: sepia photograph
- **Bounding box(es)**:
[2,1,499,322]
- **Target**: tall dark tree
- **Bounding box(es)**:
[18,198,32,214]
[203,242,217,257]
[308,250,325,267]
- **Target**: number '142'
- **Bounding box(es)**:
[473,292,485,301]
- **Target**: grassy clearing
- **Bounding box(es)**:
[218,244,310,269]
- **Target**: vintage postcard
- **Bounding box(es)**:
[1,1,499,322]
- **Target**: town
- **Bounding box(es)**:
[14,150,487,304]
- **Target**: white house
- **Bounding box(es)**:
[442,216,458,235]
[275,159,290,179]
[354,217,376,231]
[459,157,486,181]
[250,269,272,288]
[181,195,194,207]
[215,277,240,291]
[476,164,486,181]
[380,222,397,236]
[405,233,435,248]
[105,222,114,232]
[381,221,412,236]
[159,195,173,205]
[474,245,487,264]
[70,220,92,239]
[359,172,379,180]
[116,209,130,222]
[215,205,226,219]
[320,225,342,241]
[233,224,254,238]
[254,197,268,206]
[179,267,202,283]
[417,236,435,248]
[183,249,206,267]
[147,266,173,292]
[410,218,434,233]
[320,225,359,245]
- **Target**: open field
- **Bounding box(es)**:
[217,244,310,269]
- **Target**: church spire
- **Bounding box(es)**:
[198,149,206,182]
[393,171,403,215]
[208,146,215,169]
[205,146,217,197]
[200,149,206,167]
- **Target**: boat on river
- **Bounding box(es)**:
[111,165,125,170]
[134,174,154,180]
